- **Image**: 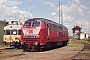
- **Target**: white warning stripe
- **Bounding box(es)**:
[22,29,40,35]
[22,30,28,35]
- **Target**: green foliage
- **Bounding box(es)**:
[67,39,84,47]
[67,38,90,48]
[81,38,88,41]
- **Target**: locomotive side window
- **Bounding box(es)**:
[47,24,49,28]
[52,24,54,28]
[58,26,62,30]
[32,21,40,27]
[44,22,47,27]
[55,25,57,29]
[24,22,31,27]
[61,27,63,30]
[49,23,52,28]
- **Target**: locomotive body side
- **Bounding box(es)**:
[21,18,69,51]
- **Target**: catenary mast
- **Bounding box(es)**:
[59,0,60,24]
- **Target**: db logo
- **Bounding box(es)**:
[28,30,33,34]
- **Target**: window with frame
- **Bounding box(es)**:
[32,21,40,27]
[47,24,49,28]
[11,30,17,35]
[24,21,31,27]
[52,24,54,28]
[49,23,52,28]
[44,22,47,27]
[5,30,10,35]
[18,30,21,35]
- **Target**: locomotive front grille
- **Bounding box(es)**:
[24,35,39,38]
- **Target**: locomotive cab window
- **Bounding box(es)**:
[18,30,21,35]
[5,30,10,35]
[24,22,31,27]
[32,21,40,27]
[11,30,17,35]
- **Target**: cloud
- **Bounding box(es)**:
[49,12,73,23]
[57,4,84,17]
[80,5,89,9]
[88,11,90,14]
[78,20,90,33]
[63,14,73,22]
[43,2,56,9]
[69,0,80,4]
[49,12,58,23]
[0,0,22,6]
[0,0,32,20]
[50,12,56,17]
[27,5,36,9]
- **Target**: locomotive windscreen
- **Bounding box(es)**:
[24,21,40,27]
[32,21,40,27]
[4,30,21,35]
[4,30,10,35]
[24,22,31,27]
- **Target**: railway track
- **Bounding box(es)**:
[71,42,90,60]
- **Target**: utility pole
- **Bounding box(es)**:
[61,4,63,25]
[59,0,60,24]
[76,18,77,26]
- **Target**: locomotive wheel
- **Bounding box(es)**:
[23,44,28,52]
[63,41,68,46]
[65,41,68,45]
[34,46,40,52]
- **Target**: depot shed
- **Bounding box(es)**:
[0,20,6,44]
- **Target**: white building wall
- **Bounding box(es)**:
[79,33,88,40]
[80,33,84,39]
[73,33,78,38]
[86,34,89,38]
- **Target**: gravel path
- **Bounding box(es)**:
[71,42,90,60]
[5,47,82,60]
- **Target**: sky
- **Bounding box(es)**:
[0,0,90,36]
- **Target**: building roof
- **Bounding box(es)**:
[76,32,88,35]
[72,25,82,30]
[4,24,22,28]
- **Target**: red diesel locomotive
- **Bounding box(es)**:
[21,18,69,51]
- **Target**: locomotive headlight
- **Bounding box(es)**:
[21,42,24,45]
[34,42,39,45]
[35,35,40,38]
[21,42,25,46]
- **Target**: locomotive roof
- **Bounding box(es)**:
[27,18,56,23]
[26,18,67,28]
[4,24,22,28]
[26,18,63,25]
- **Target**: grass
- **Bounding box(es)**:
[67,38,90,48]
[0,44,11,49]
[80,49,90,54]
[0,45,24,58]
[67,38,90,57]
[67,39,83,47]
